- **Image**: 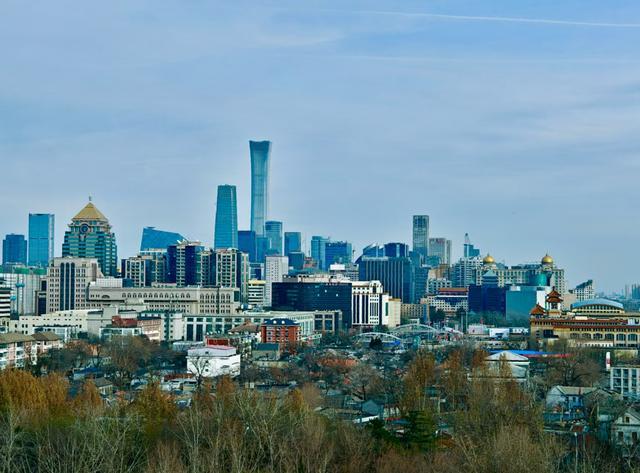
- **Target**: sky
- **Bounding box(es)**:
[1,0,639,292]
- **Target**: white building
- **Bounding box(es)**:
[573,280,595,302]
[0,285,10,327]
[611,365,640,400]
[11,307,117,337]
[46,257,103,313]
[0,269,44,316]
[187,345,241,378]
[265,255,288,307]
[612,408,640,448]
[352,281,386,327]
[247,279,266,308]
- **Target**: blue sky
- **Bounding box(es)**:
[1,1,639,291]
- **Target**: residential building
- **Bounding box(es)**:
[265,255,288,307]
[250,140,271,236]
[138,249,167,284]
[0,267,45,316]
[28,213,54,267]
[610,366,640,400]
[210,248,249,302]
[260,318,300,347]
[32,332,63,355]
[166,240,204,286]
[62,201,117,277]
[412,215,429,261]
[122,256,151,287]
[187,345,241,378]
[0,333,36,369]
[451,256,483,288]
[140,227,185,251]
[0,284,10,327]
[612,409,640,449]
[428,237,451,266]
[46,257,102,313]
[214,184,238,249]
[11,308,114,338]
[427,278,452,295]
[2,234,27,266]
[248,279,266,308]
[573,280,595,302]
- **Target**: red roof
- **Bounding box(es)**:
[530,304,546,316]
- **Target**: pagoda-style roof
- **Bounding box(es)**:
[530,304,546,316]
[546,288,563,303]
[72,202,107,222]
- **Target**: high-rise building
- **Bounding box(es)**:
[256,236,270,264]
[265,255,288,307]
[248,279,266,308]
[46,257,102,312]
[351,280,391,327]
[0,280,10,326]
[284,232,302,257]
[428,238,452,266]
[166,241,204,287]
[2,234,27,266]
[211,248,249,303]
[28,214,54,267]
[311,236,329,269]
[412,215,430,260]
[324,241,353,269]
[265,220,283,255]
[238,230,257,263]
[214,185,238,249]
[383,242,409,258]
[140,227,185,251]
[358,256,415,303]
[250,140,271,236]
[573,280,595,302]
[0,267,46,316]
[464,233,481,258]
[62,201,118,277]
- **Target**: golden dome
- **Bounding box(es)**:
[541,254,554,265]
[483,254,495,265]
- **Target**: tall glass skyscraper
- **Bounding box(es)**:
[28,213,54,267]
[238,230,257,262]
[265,221,283,255]
[140,227,185,251]
[214,185,238,249]
[412,215,430,260]
[62,201,118,277]
[250,140,271,236]
[2,234,27,266]
[284,232,302,257]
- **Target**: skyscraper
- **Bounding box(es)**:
[428,237,452,265]
[28,213,54,267]
[165,241,204,287]
[265,255,289,307]
[214,185,238,249]
[412,215,429,260]
[62,201,118,277]
[140,227,185,251]
[464,233,481,258]
[324,241,353,268]
[2,234,27,266]
[250,140,271,236]
[284,232,302,257]
[311,236,329,269]
[265,220,283,255]
[238,230,257,262]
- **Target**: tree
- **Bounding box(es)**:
[404,409,436,452]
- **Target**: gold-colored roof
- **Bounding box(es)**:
[483,254,495,265]
[541,254,554,265]
[72,202,108,221]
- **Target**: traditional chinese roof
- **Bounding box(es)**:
[530,304,546,316]
[546,289,563,303]
[72,202,108,222]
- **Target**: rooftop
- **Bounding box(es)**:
[72,202,108,222]
[571,298,624,311]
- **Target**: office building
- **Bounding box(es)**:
[265,220,283,255]
[351,280,395,327]
[214,185,238,249]
[122,256,152,287]
[211,248,249,303]
[265,255,289,307]
[248,279,266,308]
[505,285,549,322]
[284,232,302,257]
[358,256,415,303]
[238,230,257,263]
[573,280,595,302]
[62,201,117,277]
[384,242,409,258]
[271,275,353,327]
[324,241,353,269]
[250,140,271,236]
[463,233,481,258]
[412,215,430,260]
[2,234,27,266]
[428,238,452,266]
[166,241,204,287]
[424,288,469,316]
[28,213,54,267]
[46,257,102,313]
[0,267,45,316]
[468,283,508,315]
[140,227,185,251]
[311,236,329,269]
[451,256,483,287]
[256,236,270,263]
[288,251,306,271]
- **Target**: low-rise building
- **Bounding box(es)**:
[0,333,36,369]
[261,318,300,347]
[611,365,640,400]
[612,408,640,449]
[187,345,241,378]
[32,332,63,355]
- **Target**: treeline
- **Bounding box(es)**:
[0,351,633,473]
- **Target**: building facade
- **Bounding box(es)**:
[28,213,54,267]
[412,215,429,260]
[140,227,185,251]
[62,202,117,277]
[265,255,289,307]
[2,234,27,266]
[46,257,102,313]
[265,220,283,255]
[284,232,302,257]
[428,237,451,266]
[214,184,238,249]
[250,140,271,236]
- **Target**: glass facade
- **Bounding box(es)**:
[265,220,283,255]
[214,185,238,249]
[284,232,302,257]
[324,241,353,268]
[250,140,271,236]
[412,215,429,260]
[28,213,54,267]
[2,234,27,266]
[311,236,328,269]
[238,230,257,262]
[140,227,185,251]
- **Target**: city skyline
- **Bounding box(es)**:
[2,1,639,291]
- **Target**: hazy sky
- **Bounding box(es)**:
[1,1,639,292]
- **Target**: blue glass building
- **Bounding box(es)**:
[166,241,204,286]
[324,241,353,269]
[28,213,54,267]
[214,185,238,249]
[284,232,302,257]
[265,220,283,255]
[383,242,409,258]
[2,234,27,266]
[311,236,329,269]
[238,230,257,262]
[250,140,271,236]
[140,227,185,251]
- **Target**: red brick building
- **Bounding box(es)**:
[260,318,300,347]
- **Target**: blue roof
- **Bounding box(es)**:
[571,298,624,310]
